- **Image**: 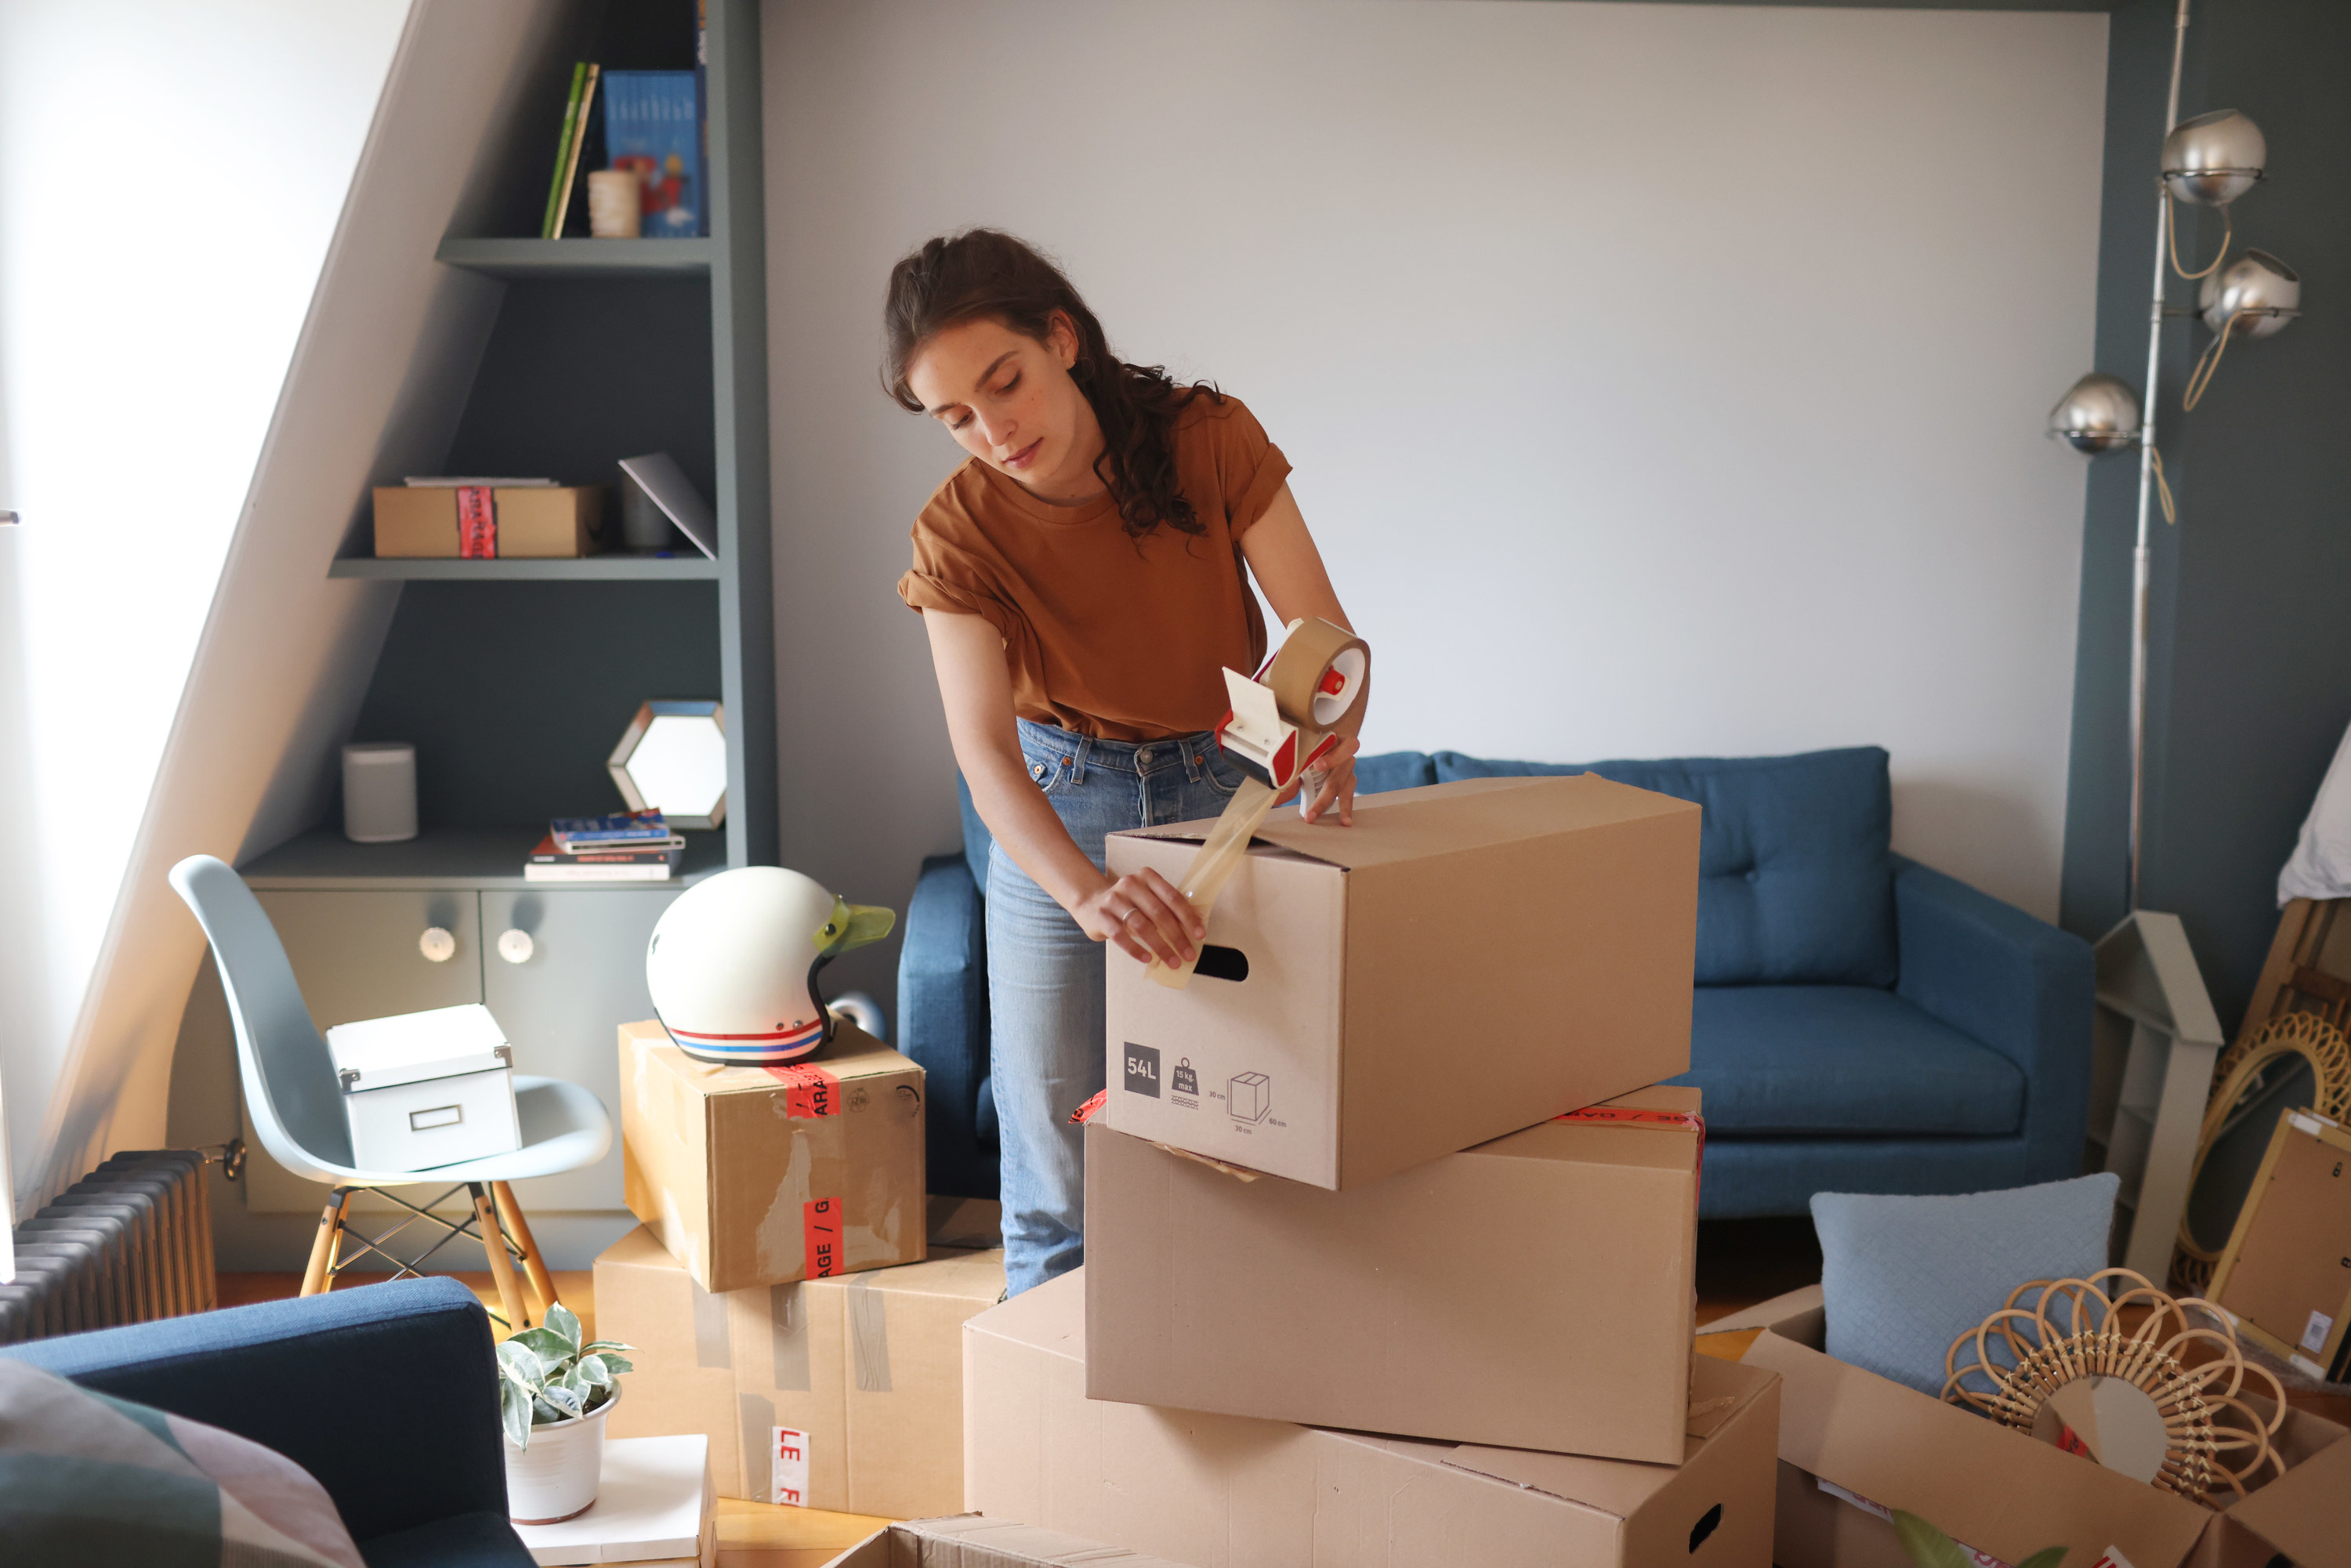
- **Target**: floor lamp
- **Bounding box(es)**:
[2044,0,2302,1281]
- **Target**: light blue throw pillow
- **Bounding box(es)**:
[1811,1172,2121,1396]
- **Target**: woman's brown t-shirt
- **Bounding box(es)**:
[897,393,1291,741]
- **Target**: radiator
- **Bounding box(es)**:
[2,1148,222,1344]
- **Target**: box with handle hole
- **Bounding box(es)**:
[1103,772,1700,1189]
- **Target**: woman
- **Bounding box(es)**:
[887,230,1360,1295]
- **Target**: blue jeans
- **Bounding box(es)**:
[989,717,1247,1295]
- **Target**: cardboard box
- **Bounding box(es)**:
[1084,1084,1701,1462]
[822,1516,1195,1568]
[371,484,607,557]
[965,1269,1779,1568]
[1103,773,1699,1188]
[619,1018,926,1293]
[2211,1109,2351,1382]
[1744,1294,2351,1568]
[595,1224,1007,1518]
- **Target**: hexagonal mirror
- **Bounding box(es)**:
[608,699,727,828]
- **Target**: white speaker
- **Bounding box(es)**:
[342,742,418,843]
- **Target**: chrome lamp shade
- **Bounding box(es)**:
[2161,109,2266,207]
[2048,372,2142,454]
[2200,249,2301,337]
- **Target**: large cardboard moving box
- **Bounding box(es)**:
[619,1019,925,1292]
[371,484,606,557]
[1103,773,1699,1189]
[1085,1084,1701,1462]
[596,1225,1005,1519]
[1745,1295,2350,1568]
[822,1516,1196,1568]
[966,1269,1778,1568]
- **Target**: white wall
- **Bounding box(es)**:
[0,0,411,1207]
[766,0,2107,950]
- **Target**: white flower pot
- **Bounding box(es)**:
[503,1382,620,1525]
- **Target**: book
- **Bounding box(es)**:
[550,811,670,849]
[526,858,674,883]
[541,62,587,240]
[527,834,683,866]
[602,71,702,240]
[616,454,717,558]
[550,63,600,240]
[695,2,710,237]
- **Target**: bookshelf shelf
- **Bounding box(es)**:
[242,825,730,891]
[434,236,713,279]
[329,552,720,581]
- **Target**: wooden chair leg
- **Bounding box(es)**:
[491,1181,557,1322]
[301,1189,350,1296]
[471,1182,531,1333]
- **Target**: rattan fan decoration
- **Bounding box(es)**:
[1942,1268,2285,1507]
[2172,1010,2351,1291]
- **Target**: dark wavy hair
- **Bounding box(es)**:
[883,229,1219,539]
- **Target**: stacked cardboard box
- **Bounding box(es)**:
[599,1016,1010,1516]
[961,774,1783,1565]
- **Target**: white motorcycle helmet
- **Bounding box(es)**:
[645,867,895,1064]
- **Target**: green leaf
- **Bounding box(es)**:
[507,1326,574,1368]
[594,1353,634,1378]
[496,1339,546,1390]
[544,1302,582,1353]
[501,1382,533,1449]
[1892,1512,1973,1568]
[2016,1548,2070,1568]
[581,1339,635,1356]
[572,1354,613,1388]
[535,1386,583,1422]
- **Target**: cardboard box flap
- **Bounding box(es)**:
[2225,1416,2351,1568]
[1113,773,1701,871]
[1443,1357,1775,1515]
[1745,1307,2214,1568]
[1480,1085,1704,1169]
[828,1515,1199,1567]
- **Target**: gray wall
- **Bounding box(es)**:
[2061,0,2351,1030]
[763,0,2113,1027]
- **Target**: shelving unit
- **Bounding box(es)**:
[231,0,773,1237]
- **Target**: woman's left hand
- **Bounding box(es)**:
[1276,734,1358,825]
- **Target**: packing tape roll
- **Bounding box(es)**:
[1147,619,1368,990]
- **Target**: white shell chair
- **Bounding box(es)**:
[169,854,611,1330]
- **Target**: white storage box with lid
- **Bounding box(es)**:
[325,1003,523,1171]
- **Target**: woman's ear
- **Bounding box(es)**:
[1045,310,1081,371]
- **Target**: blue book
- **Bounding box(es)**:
[551,811,670,848]
[602,71,702,240]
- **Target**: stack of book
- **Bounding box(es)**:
[527,812,684,882]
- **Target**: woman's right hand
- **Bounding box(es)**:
[1072,867,1204,966]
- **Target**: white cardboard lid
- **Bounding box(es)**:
[327,1003,512,1091]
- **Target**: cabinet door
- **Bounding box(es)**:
[480,886,678,1212]
[240,889,484,1214]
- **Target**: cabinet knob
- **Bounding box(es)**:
[418,927,456,964]
[497,928,535,965]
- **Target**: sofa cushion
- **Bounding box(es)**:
[358,1512,536,1568]
[1812,1173,2121,1396]
[1354,751,1437,794]
[1672,985,2025,1136]
[1434,747,1896,986]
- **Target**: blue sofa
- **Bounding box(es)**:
[899,745,2095,1218]
[0,1276,532,1567]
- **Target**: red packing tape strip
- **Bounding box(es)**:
[456,484,497,558]
[1556,1104,1706,1210]
[766,1063,839,1118]
[802,1196,842,1277]
[1069,1088,1107,1125]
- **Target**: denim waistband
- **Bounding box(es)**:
[1016,717,1224,784]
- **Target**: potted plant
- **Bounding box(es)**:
[1895,1510,2067,1568]
[496,1303,634,1524]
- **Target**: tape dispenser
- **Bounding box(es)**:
[1147,617,1370,990]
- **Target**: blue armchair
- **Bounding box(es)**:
[0,1276,532,1567]
[897,746,2094,1216]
